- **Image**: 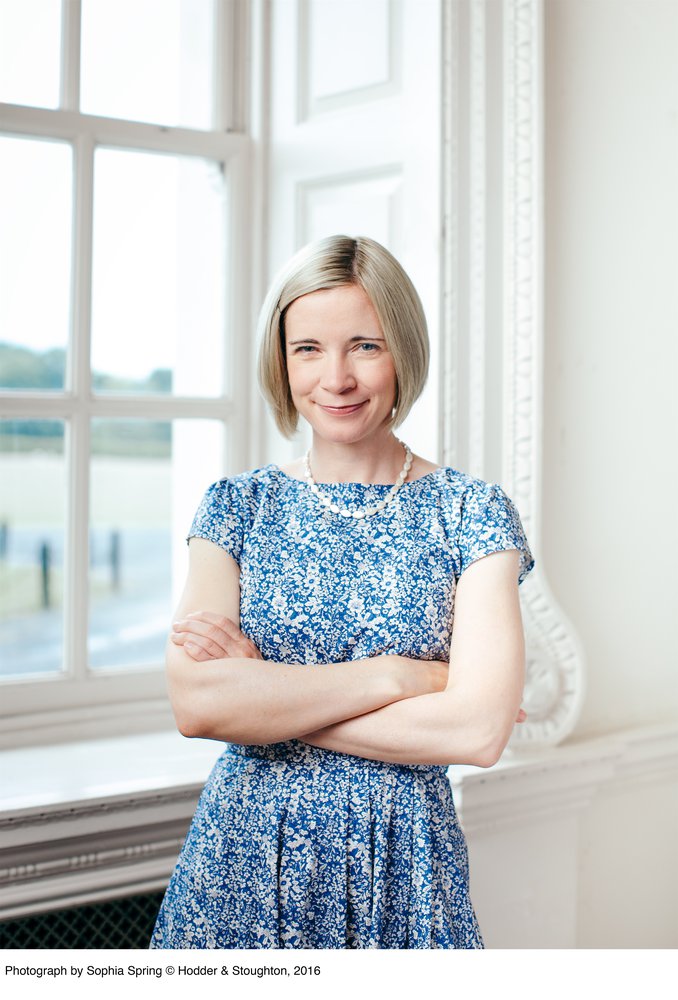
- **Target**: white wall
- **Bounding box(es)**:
[577,764,678,947]
[542,0,678,740]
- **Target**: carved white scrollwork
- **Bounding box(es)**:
[441,0,585,746]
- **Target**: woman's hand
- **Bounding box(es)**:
[389,655,449,699]
[390,655,525,722]
[171,611,263,662]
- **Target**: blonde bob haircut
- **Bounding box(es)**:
[257,235,429,438]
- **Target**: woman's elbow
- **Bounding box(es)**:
[472,742,503,769]
[166,653,223,740]
[471,719,516,768]
[168,676,247,742]
[173,702,211,740]
[168,688,213,739]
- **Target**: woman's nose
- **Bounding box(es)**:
[320,353,356,394]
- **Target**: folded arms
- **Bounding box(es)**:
[166,537,525,767]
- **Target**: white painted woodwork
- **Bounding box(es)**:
[262,0,441,468]
[304,0,393,110]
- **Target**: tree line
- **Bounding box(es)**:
[0,343,172,456]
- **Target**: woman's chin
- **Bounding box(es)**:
[309,423,386,448]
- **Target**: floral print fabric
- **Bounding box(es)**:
[151,465,533,949]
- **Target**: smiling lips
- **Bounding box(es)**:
[317,401,367,416]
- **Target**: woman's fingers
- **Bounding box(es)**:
[184,640,221,662]
[171,630,228,660]
[185,610,243,638]
[171,611,263,660]
[171,624,229,655]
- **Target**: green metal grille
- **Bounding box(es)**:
[0,891,165,950]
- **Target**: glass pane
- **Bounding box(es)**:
[81,0,214,128]
[0,136,72,391]
[0,420,66,679]
[0,0,61,109]
[88,418,225,671]
[91,148,226,397]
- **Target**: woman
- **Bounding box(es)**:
[150,235,533,950]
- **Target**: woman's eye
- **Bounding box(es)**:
[356,342,379,353]
[294,345,317,354]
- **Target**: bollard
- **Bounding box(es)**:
[110,530,121,591]
[40,541,51,609]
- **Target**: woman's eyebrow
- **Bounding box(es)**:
[287,335,386,345]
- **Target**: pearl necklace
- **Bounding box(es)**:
[302,441,413,519]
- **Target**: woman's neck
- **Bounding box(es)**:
[307,433,406,485]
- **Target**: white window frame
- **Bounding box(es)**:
[0,0,255,748]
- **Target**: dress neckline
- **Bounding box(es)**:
[268,463,447,489]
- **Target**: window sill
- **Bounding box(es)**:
[1,723,676,921]
[0,731,223,919]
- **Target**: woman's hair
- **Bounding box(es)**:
[257,235,429,438]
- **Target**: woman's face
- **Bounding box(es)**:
[284,283,397,447]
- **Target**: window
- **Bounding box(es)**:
[0,0,251,746]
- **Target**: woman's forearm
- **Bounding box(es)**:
[167,645,446,744]
[302,681,518,768]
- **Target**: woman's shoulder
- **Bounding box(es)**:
[189,466,287,549]
[411,462,494,499]
[416,464,533,582]
[414,465,526,527]
[205,463,282,491]
[198,465,286,511]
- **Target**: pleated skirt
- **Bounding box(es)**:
[150,742,483,949]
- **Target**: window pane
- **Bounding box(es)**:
[80,0,214,128]
[0,136,72,391]
[0,420,66,679]
[91,148,226,397]
[0,0,61,109]
[88,418,225,671]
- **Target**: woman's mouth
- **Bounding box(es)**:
[317,401,367,416]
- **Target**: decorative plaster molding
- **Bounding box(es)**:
[468,0,486,479]
[440,0,460,470]
[1,838,183,886]
[0,779,204,920]
[441,0,585,746]
[502,0,585,746]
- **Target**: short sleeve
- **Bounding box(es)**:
[187,478,248,565]
[459,481,534,584]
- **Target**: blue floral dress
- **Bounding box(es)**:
[151,465,533,949]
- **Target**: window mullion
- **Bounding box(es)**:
[213,0,248,133]
[59,0,82,112]
[64,404,89,682]
[212,0,230,131]
[65,132,94,682]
